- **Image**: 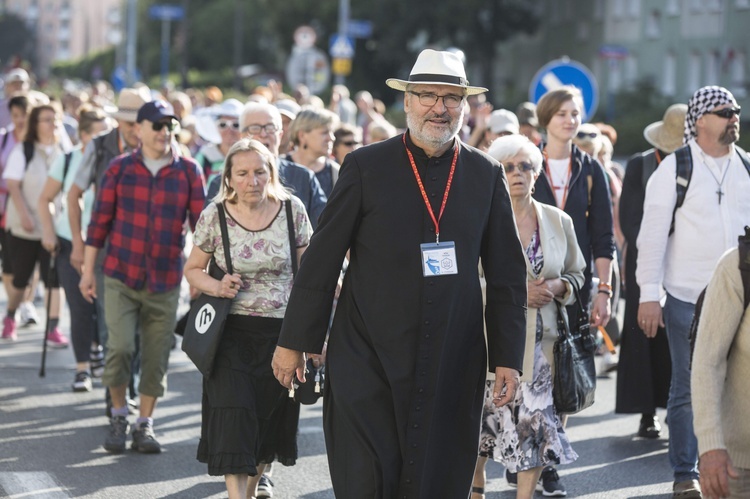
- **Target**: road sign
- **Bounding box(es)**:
[599,44,629,60]
[347,19,373,38]
[286,46,330,95]
[332,58,352,76]
[329,34,355,59]
[529,58,599,121]
[148,4,185,21]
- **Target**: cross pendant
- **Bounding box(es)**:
[717,188,724,204]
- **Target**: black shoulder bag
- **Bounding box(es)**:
[285,200,325,404]
[182,202,234,378]
[553,278,597,414]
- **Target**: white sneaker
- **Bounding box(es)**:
[598,351,619,376]
[19,302,39,327]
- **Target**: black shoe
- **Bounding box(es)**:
[505,469,518,488]
[538,466,567,497]
[638,414,661,439]
[131,422,161,453]
[104,416,130,453]
[72,371,93,392]
[257,474,274,498]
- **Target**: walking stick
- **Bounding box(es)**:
[39,254,58,378]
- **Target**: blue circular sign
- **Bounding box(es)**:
[529,59,599,121]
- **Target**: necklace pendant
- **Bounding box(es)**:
[717,188,724,204]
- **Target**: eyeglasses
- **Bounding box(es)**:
[217,119,240,130]
[706,107,741,119]
[576,131,598,139]
[339,140,359,147]
[503,161,535,173]
[152,120,177,132]
[408,91,464,109]
[243,123,280,135]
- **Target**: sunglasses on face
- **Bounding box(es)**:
[503,161,535,173]
[576,131,598,139]
[152,120,177,132]
[706,107,741,119]
[339,140,359,147]
[217,119,240,130]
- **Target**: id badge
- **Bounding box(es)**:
[420,241,458,277]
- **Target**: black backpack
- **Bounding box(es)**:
[689,225,750,367]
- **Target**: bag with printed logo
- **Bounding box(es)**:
[182,202,233,378]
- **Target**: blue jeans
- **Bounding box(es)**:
[663,293,699,482]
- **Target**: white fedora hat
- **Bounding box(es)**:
[386,49,488,95]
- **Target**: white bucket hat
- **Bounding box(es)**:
[386,49,488,95]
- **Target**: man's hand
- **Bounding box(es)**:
[699,449,738,499]
[590,292,612,327]
[272,346,306,389]
[637,301,664,338]
[492,367,520,407]
[79,272,97,303]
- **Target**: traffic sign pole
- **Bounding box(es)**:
[335,0,350,85]
[161,18,171,87]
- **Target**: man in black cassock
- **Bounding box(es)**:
[272,49,527,498]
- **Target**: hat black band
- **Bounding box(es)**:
[408,73,468,86]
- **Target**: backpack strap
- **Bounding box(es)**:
[641,149,658,189]
[201,154,212,180]
[586,170,592,219]
[23,141,34,170]
[670,145,693,236]
[738,226,750,310]
[62,152,73,184]
[734,145,750,179]
[0,130,8,152]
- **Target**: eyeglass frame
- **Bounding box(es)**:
[503,161,535,174]
[705,106,741,119]
[242,123,281,135]
[407,91,465,109]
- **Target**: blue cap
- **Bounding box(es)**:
[136,100,178,123]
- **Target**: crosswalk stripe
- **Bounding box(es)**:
[0,472,70,498]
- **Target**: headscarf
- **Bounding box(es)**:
[684,85,737,144]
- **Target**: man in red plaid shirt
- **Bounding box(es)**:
[79,100,206,454]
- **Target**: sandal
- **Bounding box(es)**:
[471,486,485,498]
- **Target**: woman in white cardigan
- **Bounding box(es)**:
[471,135,586,499]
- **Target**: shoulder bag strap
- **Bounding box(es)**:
[739,225,750,310]
[671,145,693,236]
[215,202,233,275]
[285,200,298,278]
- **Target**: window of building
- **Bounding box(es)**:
[628,0,641,18]
[594,0,605,19]
[731,50,747,97]
[737,0,750,9]
[646,10,661,38]
[705,50,720,85]
[706,0,723,11]
[613,0,625,18]
[666,0,681,15]
[609,60,623,93]
[663,52,677,96]
[690,0,704,12]
[550,0,561,24]
[577,21,590,40]
[688,52,701,93]
[625,55,638,88]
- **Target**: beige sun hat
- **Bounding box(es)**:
[386,49,488,95]
[643,104,688,154]
[111,87,152,122]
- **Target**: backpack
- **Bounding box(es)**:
[670,145,750,234]
[689,225,750,367]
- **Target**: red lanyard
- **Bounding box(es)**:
[543,149,572,210]
[403,133,458,243]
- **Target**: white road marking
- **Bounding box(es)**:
[0,472,70,498]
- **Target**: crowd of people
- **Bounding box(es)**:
[0,47,748,498]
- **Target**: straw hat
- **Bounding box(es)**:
[386,49,487,95]
[111,87,152,122]
[643,104,688,154]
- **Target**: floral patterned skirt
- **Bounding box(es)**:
[478,315,578,472]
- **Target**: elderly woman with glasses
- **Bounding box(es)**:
[470,135,585,499]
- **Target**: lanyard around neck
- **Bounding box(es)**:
[403,133,458,244]
[543,149,572,210]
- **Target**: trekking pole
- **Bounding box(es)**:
[39,253,58,378]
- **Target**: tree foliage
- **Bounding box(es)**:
[0,13,37,69]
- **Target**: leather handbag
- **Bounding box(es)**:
[182,202,233,378]
[552,277,597,414]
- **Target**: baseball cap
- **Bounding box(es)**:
[5,68,30,84]
[276,99,301,120]
[136,100,178,123]
[488,109,520,135]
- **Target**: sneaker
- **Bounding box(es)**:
[538,466,567,497]
[90,345,105,378]
[257,474,274,498]
[505,469,517,488]
[104,416,130,453]
[2,316,17,341]
[673,479,701,498]
[46,327,69,349]
[131,422,161,454]
[19,302,39,327]
[72,371,93,392]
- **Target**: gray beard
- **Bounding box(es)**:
[406,112,462,151]
[719,126,739,145]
